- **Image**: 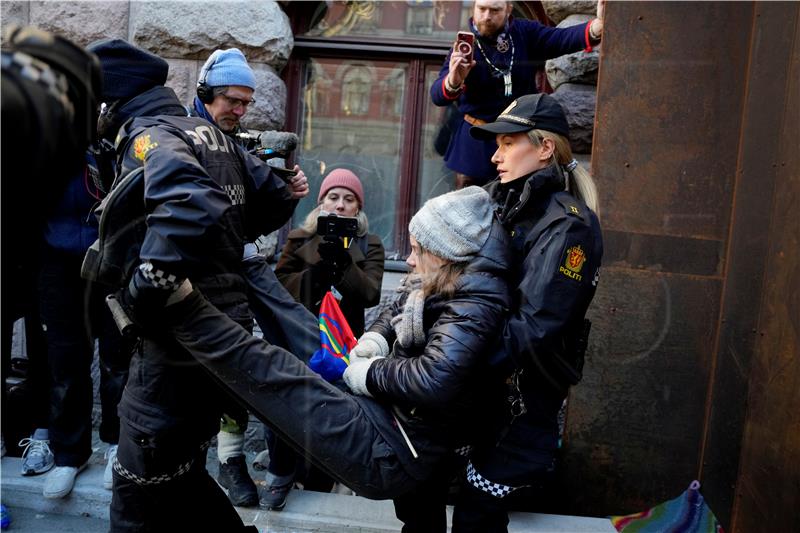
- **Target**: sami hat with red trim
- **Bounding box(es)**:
[470,93,570,140]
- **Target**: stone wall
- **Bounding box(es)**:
[0,0,293,131]
[541,0,600,154]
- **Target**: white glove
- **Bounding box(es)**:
[343,355,383,397]
[349,331,390,360]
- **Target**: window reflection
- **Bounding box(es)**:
[341,65,372,115]
[417,66,457,206]
[294,57,409,255]
[304,0,472,43]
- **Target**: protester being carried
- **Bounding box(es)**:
[149,186,510,513]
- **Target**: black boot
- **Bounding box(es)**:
[218,456,258,507]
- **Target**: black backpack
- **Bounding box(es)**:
[81,167,146,290]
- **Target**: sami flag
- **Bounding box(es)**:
[308,291,358,382]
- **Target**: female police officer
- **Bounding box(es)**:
[452,93,603,531]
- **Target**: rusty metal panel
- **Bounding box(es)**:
[726,4,800,532]
[699,2,800,529]
[562,0,755,521]
[593,1,752,244]
[562,269,721,515]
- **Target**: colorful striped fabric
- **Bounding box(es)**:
[308,290,357,382]
[610,481,725,533]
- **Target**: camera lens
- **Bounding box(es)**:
[458,42,472,56]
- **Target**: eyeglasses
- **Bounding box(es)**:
[221,93,256,109]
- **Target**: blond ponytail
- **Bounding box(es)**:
[527,129,600,216]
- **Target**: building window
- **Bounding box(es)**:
[406,4,433,36]
[293,57,409,256]
[284,1,547,260]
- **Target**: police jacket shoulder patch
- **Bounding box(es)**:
[553,192,588,223]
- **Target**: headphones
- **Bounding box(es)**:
[196,53,217,104]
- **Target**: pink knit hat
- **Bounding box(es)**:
[317,169,365,207]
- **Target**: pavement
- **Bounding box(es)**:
[0,455,616,532]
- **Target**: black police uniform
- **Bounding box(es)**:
[103,85,295,532]
[452,164,603,532]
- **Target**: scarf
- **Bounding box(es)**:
[192,96,216,124]
[391,274,427,348]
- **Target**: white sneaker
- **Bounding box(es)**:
[43,463,87,499]
[19,429,55,476]
[104,444,118,490]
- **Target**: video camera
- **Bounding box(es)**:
[317,214,358,240]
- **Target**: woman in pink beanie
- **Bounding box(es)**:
[264,168,385,509]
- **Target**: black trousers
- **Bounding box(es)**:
[1,306,50,444]
[110,424,255,532]
[451,401,559,533]
[392,452,462,533]
[169,290,425,500]
[452,481,510,533]
[38,247,131,466]
[265,428,335,492]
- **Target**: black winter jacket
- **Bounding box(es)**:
[485,165,602,390]
[110,86,296,444]
[365,220,512,450]
[470,165,603,480]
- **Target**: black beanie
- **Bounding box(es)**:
[86,38,168,103]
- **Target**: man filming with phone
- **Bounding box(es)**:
[431,0,605,188]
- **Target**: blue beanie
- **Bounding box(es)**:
[86,38,168,102]
[199,48,255,90]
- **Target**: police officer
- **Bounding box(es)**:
[85,38,308,531]
[454,93,603,531]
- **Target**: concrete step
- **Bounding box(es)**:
[1,456,616,532]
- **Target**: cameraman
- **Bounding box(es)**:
[262,169,385,510]
[190,47,302,507]
[191,48,254,139]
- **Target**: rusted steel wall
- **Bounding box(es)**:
[558,2,800,530]
[723,3,800,532]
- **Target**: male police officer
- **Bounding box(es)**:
[85,38,308,531]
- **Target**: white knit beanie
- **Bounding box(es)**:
[408,186,493,262]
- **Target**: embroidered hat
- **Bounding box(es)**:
[409,186,493,263]
[199,48,256,90]
[318,169,365,208]
[86,38,168,102]
[470,93,569,140]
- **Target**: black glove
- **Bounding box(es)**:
[317,239,352,271]
[114,268,178,332]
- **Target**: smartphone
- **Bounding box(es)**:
[455,31,474,62]
[268,164,298,183]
